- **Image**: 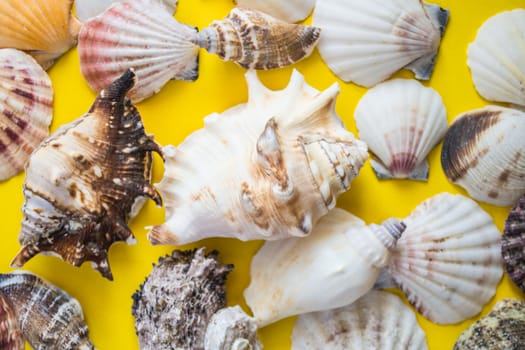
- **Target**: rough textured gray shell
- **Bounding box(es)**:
[502,195,525,293]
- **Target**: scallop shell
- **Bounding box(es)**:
[0,291,24,350]
[501,195,525,293]
[0,49,53,181]
[244,209,405,326]
[74,0,177,22]
[467,9,525,107]
[132,247,233,350]
[233,0,315,23]
[384,193,503,324]
[441,106,525,206]
[78,0,199,102]
[11,69,163,280]
[204,306,261,350]
[0,0,81,70]
[148,69,368,245]
[291,290,428,350]
[454,298,525,350]
[0,271,94,350]
[312,0,449,87]
[194,7,321,70]
[354,78,447,180]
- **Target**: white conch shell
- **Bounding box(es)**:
[467,9,525,107]
[354,78,447,180]
[291,290,428,350]
[384,193,503,324]
[204,306,261,350]
[234,0,315,23]
[244,209,405,326]
[441,106,525,206]
[149,69,368,245]
[312,0,449,87]
[74,0,177,22]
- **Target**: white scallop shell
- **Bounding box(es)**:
[312,0,448,87]
[385,193,503,324]
[467,9,525,107]
[148,69,368,245]
[74,0,177,22]
[234,0,315,23]
[291,290,428,350]
[354,79,447,180]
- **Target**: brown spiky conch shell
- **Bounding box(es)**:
[11,69,163,280]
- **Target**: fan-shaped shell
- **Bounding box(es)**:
[354,79,447,180]
[467,9,525,107]
[0,49,53,181]
[11,70,163,280]
[74,0,177,22]
[386,193,503,324]
[502,195,525,293]
[291,290,427,350]
[441,106,525,206]
[0,291,24,350]
[233,0,315,23]
[312,0,449,87]
[204,306,261,350]
[194,7,321,70]
[78,0,199,103]
[0,0,81,70]
[148,69,368,245]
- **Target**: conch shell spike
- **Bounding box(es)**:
[371,218,406,250]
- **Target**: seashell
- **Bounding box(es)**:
[233,0,315,23]
[11,69,163,280]
[354,78,447,180]
[0,49,53,181]
[312,0,449,87]
[244,209,405,326]
[78,0,199,103]
[0,0,81,70]
[502,195,525,293]
[204,306,261,350]
[384,192,503,324]
[441,106,525,206]
[467,9,525,107]
[132,247,233,350]
[74,0,177,22]
[194,7,321,70]
[0,291,24,350]
[454,298,525,350]
[148,69,368,245]
[291,290,428,350]
[0,271,94,349]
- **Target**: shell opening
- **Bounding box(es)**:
[370,218,406,250]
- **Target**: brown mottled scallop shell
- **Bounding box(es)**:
[11,69,163,280]
[502,195,525,292]
[0,291,24,350]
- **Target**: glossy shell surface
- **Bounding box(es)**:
[502,195,525,293]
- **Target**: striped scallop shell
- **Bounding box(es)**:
[441,106,525,206]
[385,193,503,324]
[0,0,81,70]
[234,0,315,23]
[0,291,24,350]
[313,0,449,87]
[501,195,525,293]
[291,290,427,350]
[0,49,53,181]
[354,79,447,180]
[74,0,177,22]
[467,9,525,107]
[78,0,199,102]
[195,7,321,70]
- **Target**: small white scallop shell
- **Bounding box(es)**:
[354,79,447,180]
[291,290,428,350]
[233,0,315,23]
[312,0,449,87]
[467,9,525,107]
[74,0,177,22]
[385,193,503,324]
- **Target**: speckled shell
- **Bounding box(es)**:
[454,298,525,350]
[441,106,525,206]
[0,0,81,69]
[132,248,233,350]
[385,193,503,324]
[0,271,94,350]
[204,306,261,350]
[467,9,525,107]
[195,7,321,70]
[291,290,428,350]
[244,209,405,326]
[0,291,24,350]
[0,49,53,181]
[78,0,199,102]
[234,0,315,23]
[11,70,162,280]
[149,69,368,245]
[313,0,449,86]
[502,195,525,293]
[354,79,447,180]
[74,0,177,22]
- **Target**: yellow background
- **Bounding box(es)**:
[1,0,524,349]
